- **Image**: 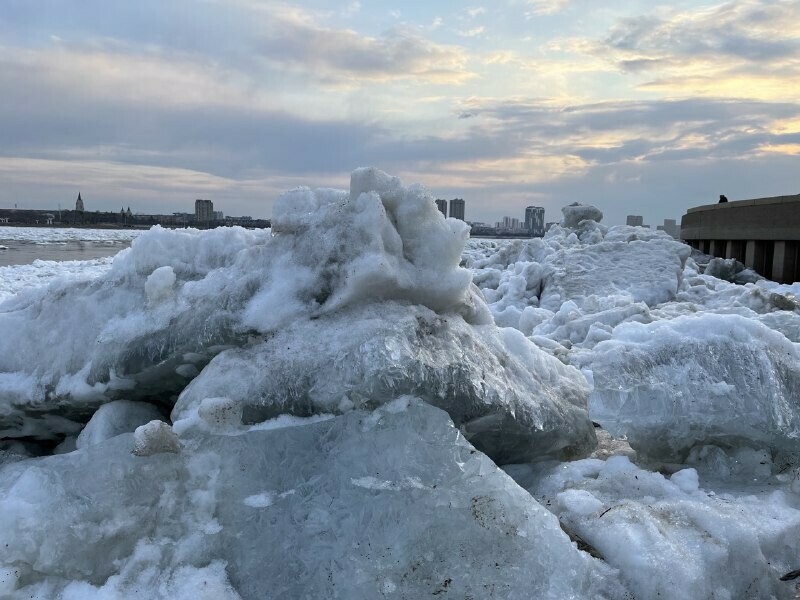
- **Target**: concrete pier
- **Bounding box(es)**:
[681,194,800,283]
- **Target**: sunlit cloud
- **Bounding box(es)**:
[583,0,800,100]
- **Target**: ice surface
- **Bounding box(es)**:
[582,313,800,460]
[0,401,626,599]
[0,226,140,244]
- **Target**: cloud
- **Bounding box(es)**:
[583,0,800,99]
[458,26,485,38]
[256,7,474,84]
[526,0,572,17]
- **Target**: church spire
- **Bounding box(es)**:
[75,192,85,212]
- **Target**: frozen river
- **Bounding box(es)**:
[0,172,799,599]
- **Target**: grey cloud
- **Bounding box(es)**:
[257,20,470,81]
[602,0,800,67]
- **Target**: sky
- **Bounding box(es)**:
[0,0,798,226]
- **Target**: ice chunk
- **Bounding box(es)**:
[582,313,800,460]
[561,202,603,228]
[539,238,690,311]
[173,302,597,464]
[131,420,181,456]
[144,265,176,303]
[197,397,243,431]
[704,257,762,284]
[76,400,163,449]
[0,401,625,599]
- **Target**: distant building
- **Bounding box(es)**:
[657,219,680,239]
[525,206,545,236]
[435,199,448,217]
[626,215,644,227]
[75,192,84,212]
[213,210,224,221]
[449,198,465,221]
[195,199,214,223]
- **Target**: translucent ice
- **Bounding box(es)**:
[0,401,626,599]
[582,313,800,460]
[173,302,596,464]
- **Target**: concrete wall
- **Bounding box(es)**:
[681,194,800,283]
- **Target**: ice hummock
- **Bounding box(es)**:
[0,168,597,467]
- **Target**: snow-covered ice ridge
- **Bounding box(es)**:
[0,170,798,599]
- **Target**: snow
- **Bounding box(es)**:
[0,169,799,598]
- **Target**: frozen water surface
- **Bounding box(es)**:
[0,169,799,598]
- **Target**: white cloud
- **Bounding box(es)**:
[526,0,571,18]
[458,26,485,38]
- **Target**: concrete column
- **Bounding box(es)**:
[773,241,787,283]
[744,240,756,268]
[725,240,734,259]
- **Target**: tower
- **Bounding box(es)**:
[435,199,447,217]
[195,199,214,223]
[524,206,545,236]
[75,192,84,212]
[449,198,465,221]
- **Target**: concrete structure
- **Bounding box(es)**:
[449,198,465,221]
[435,199,447,218]
[626,215,643,227]
[525,206,545,236]
[681,193,800,283]
[195,199,214,223]
[75,192,84,212]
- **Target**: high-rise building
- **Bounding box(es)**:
[75,192,84,212]
[435,199,447,217]
[525,206,545,236]
[658,219,680,239]
[449,198,465,221]
[626,215,644,227]
[195,199,214,223]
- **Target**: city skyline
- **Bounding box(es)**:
[0,1,797,225]
[2,190,685,227]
